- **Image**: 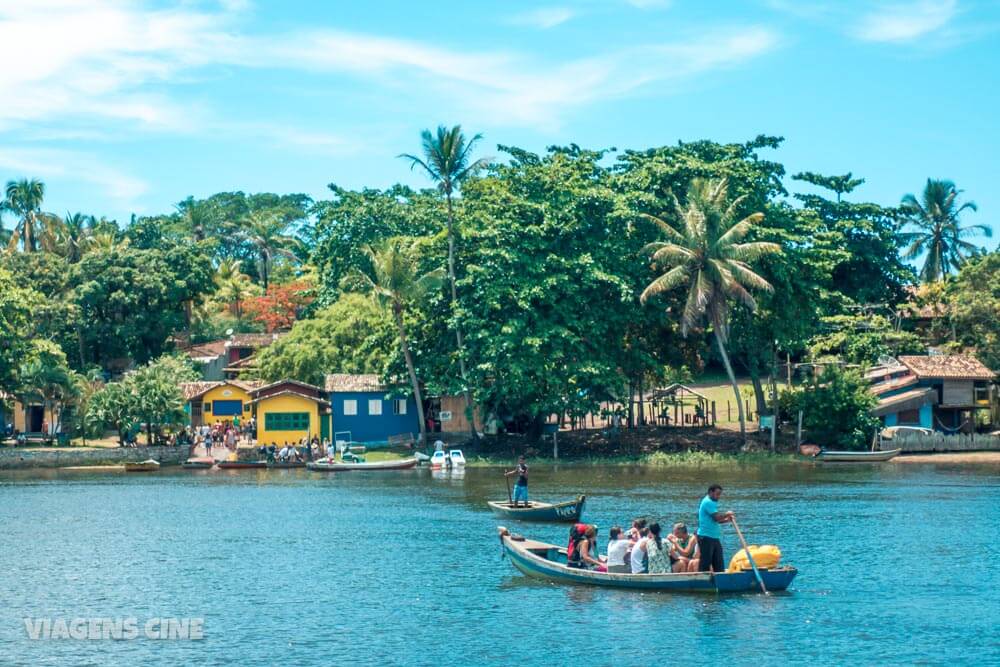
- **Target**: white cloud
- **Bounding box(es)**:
[0,146,148,206]
[510,7,575,29]
[854,0,957,42]
[624,0,671,8]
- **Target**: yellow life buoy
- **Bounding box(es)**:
[727,545,781,572]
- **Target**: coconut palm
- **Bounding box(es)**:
[241,210,300,289]
[215,259,260,320]
[399,125,489,438]
[52,212,94,262]
[3,178,50,252]
[640,177,781,441]
[900,179,991,282]
[351,239,445,445]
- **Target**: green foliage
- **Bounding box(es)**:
[0,267,40,391]
[947,251,1000,368]
[809,314,925,365]
[18,340,79,433]
[785,366,879,450]
[253,293,394,386]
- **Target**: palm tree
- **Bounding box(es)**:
[52,212,94,262]
[176,197,214,242]
[3,178,48,252]
[241,210,300,289]
[900,179,991,282]
[215,259,260,320]
[639,178,781,441]
[399,125,489,438]
[351,239,445,446]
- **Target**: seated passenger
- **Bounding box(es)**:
[645,523,673,574]
[578,526,607,572]
[668,522,700,573]
[605,526,630,574]
[629,527,649,574]
[628,518,647,542]
[278,444,290,461]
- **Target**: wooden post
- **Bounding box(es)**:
[674,403,679,427]
[796,410,803,447]
[711,401,717,426]
[727,401,731,422]
[553,429,558,460]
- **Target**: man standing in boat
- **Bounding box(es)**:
[504,456,529,507]
[697,484,734,573]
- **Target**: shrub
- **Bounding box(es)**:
[787,366,879,450]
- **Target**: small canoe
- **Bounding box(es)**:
[124,459,160,472]
[267,461,306,469]
[182,457,215,469]
[488,495,585,522]
[217,461,268,469]
[306,457,419,472]
[498,528,796,593]
[817,448,901,463]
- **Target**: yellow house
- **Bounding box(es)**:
[181,380,262,427]
[248,380,331,445]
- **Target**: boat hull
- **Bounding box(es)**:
[306,458,419,472]
[124,460,160,472]
[817,448,901,462]
[267,462,306,469]
[182,462,213,469]
[217,461,268,469]
[488,495,585,522]
[501,533,796,593]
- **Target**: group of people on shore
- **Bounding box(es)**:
[191,418,255,453]
[567,484,735,574]
[256,437,333,463]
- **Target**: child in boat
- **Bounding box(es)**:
[605,526,630,573]
[629,526,649,574]
[668,522,700,573]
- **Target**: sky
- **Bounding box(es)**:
[0,0,997,244]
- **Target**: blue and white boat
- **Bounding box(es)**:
[498,528,797,593]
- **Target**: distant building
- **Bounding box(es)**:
[249,380,331,445]
[869,355,995,433]
[325,374,419,444]
[181,380,263,427]
[181,333,284,381]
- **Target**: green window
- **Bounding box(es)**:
[265,412,311,431]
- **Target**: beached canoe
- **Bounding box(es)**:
[817,448,901,463]
[124,459,160,472]
[498,528,796,593]
[217,461,268,469]
[487,495,585,522]
[182,457,214,470]
[267,461,306,469]
[306,457,419,472]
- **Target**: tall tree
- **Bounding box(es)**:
[400,125,488,439]
[640,177,781,441]
[899,179,991,282]
[3,178,49,253]
[349,239,445,445]
[53,212,94,262]
[241,210,300,289]
[214,259,260,321]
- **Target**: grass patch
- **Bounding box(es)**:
[465,450,796,467]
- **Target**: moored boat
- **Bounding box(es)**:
[217,461,268,469]
[448,450,467,467]
[306,457,419,472]
[488,495,585,522]
[267,461,306,469]
[124,459,160,472]
[498,528,796,593]
[816,448,901,462]
[182,457,215,470]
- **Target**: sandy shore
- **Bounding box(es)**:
[894,452,1000,464]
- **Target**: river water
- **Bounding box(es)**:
[1,461,998,666]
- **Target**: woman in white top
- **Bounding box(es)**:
[605,526,630,573]
[630,530,649,574]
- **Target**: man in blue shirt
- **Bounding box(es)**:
[697,484,734,573]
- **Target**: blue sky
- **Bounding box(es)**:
[0,0,997,244]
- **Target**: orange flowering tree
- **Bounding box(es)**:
[244,280,314,332]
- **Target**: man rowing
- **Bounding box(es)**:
[504,456,529,507]
[697,484,734,573]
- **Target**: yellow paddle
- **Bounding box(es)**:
[731,517,768,595]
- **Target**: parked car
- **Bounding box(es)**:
[881,426,933,440]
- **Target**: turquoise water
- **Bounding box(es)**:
[1,462,998,666]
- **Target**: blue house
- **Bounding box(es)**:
[325,374,420,444]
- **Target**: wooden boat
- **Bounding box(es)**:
[414,451,431,464]
[488,495,585,522]
[124,459,160,472]
[217,461,268,469]
[499,528,797,593]
[182,457,214,470]
[267,461,306,469]
[816,448,901,462]
[306,457,419,472]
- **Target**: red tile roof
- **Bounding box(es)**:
[183,339,228,360]
[180,380,265,401]
[228,333,284,349]
[898,355,995,380]
[325,373,386,392]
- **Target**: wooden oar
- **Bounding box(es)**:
[730,517,768,595]
[504,472,513,505]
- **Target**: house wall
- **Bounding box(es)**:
[437,395,483,433]
[884,403,933,429]
[255,393,321,445]
[941,380,974,407]
[197,356,226,381]
[198,384,254,426]
[8,400,58,433]
[330,391,419,443]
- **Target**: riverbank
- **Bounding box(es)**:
[0,445,188,470]
[895,451,1000,464]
